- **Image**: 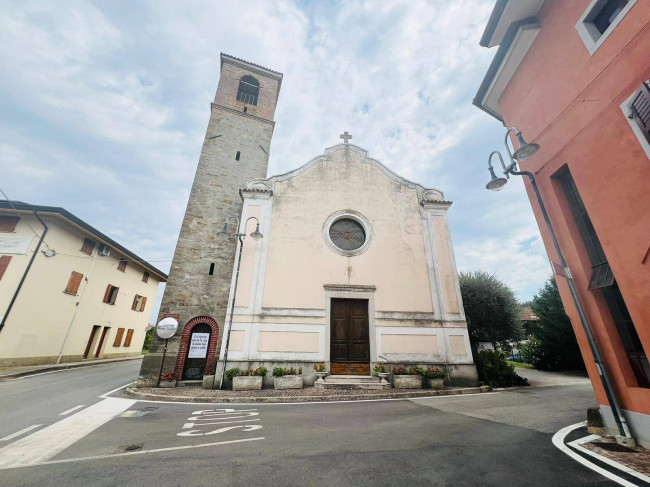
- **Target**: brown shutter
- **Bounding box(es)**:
[103,285,112,303]
[118,259,127,272]
[124,329,134,347]
[113,328,125,347]
[140,296,147,312]
[65,271,83,295]
[0,216,20,232]
[630,82,650,143]
[142,271,149,283]
[0,256,11,281]
[131,295,138,310]
[81,238,96,255]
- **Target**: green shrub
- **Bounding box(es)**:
[423,367,446,379]
[225,367,240,381]
[142,328,154,352]
[255,367,268,377]
[272,367,301,377]
[476,350,529,387]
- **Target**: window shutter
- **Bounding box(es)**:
[142,271,149,283]
[131,295,138,311]
[109,287,119,305]
[140,296,147,312]
[0,216,20,232]
[124,329,134,347]
[103,285,112,303]
[113,328,125,347]
[0,255,11,280]
[81,238,96,255]
[118,259,127,272]
[65,271,83,294]
[630,82,650,143]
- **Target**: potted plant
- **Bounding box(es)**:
[313,363,328,383]
[226,367,268,391]
[391,365,424,389]
[273,367,304,390]
[202,365,216,389]
[159,371,178,388]
[373,362,390,383]
[424,367,446,389]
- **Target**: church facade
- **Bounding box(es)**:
[138,54,478,387]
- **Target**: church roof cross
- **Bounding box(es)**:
[340,131,352,145]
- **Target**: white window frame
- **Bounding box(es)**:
[575,0,637,55]
[621,89,650,160]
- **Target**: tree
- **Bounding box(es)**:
[521,277,585,371]
[459,270,523,351]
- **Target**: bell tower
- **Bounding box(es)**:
[138,54,283,385]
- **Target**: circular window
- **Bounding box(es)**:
[329,218,366,251]
[323,211,372,256]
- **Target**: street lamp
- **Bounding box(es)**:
[217,215,263,390]
[484,127,635,444]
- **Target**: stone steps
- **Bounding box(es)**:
[315,374,391,390]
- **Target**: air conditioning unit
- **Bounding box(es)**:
[98,244,111,257]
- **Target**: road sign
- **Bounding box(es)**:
[156,317,179,339]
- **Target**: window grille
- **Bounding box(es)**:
[237,76,259,106]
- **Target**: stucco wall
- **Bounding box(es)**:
[0,212,162,365]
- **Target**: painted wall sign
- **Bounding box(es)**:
[0,236,33,254]
[187,332,210,358]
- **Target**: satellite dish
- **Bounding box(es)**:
[156,317,179,339]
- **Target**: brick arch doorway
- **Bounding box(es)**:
[175,316,219,380]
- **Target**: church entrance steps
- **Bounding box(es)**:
[324,375,381,383]
[125,385,492,403]
[316,374,390,390]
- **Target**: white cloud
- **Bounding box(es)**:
[0,0,551,322]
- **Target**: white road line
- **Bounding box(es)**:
[0,425,42,442]
[567,435,650,484]
[0,437,266,470]
[552,422,639,487]
[99,381,135,399]
[59,405,85,416]
[0,397,136,469]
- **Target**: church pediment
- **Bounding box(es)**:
[241,143,447,205]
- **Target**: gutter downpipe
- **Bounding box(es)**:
[511,168,634,442]
[0,211,48,334]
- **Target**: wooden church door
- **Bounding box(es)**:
[330,299,370,375]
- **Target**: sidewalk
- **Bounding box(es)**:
[0,355,143,380]
[126,384,492,403]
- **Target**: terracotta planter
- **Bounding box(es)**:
[233,376,263,391]
[274,375,304,390]
[159,380,177,388]
[392,375,422,389]
[427,378,445,389]
[202,375,215,389]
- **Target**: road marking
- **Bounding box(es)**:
[59,405,85,416]
[0,425,42,442]
[0,397,136,469]
[552,421,639,487]
[0,437,265,470]
[99,381,135,399]
[567,434,650,485]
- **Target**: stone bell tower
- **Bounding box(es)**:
[138,54,283,385]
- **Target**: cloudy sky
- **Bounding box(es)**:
[1,0,552,321]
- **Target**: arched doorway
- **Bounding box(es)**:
[181,323,212,380]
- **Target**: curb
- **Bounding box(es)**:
[0,355,144,381]
[124,385,492,403]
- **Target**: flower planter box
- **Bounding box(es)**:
[159,380,177,388]
[274,375,303,390]
[427,378,445,389]
[233,376,263,391]
[392,375,422,389]
[202,375,215,389]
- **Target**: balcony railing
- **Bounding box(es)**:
[237,91,258,106]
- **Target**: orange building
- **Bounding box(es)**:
[474,0,650,446]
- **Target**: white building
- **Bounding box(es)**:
[0,202,167,367]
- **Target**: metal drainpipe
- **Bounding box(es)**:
[0,211,48,334]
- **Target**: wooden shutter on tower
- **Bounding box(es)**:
[124,329,134,347]
[0,256,11,280]
[139,296,147,312]
[113,328,125,347]
[630,81,650,143]
[64,271,83,295]
[0,216,20,232]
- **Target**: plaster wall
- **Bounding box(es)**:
[0,212,162,366]
[493,0,650,420]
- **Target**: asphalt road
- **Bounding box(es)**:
[0,361,618,486]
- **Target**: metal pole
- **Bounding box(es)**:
[156,338,169,388]
[218,234,245,390]
[511,168,633,440]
